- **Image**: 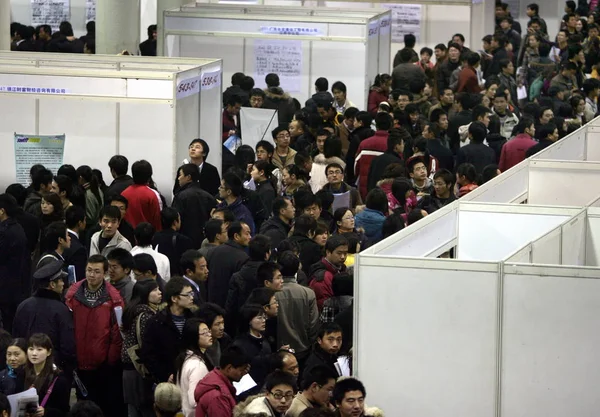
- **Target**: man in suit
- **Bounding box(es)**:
[173,139,220,197]
[180,250,208,306]
[64,206,87,282]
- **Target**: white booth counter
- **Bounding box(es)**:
[0,55,223,195]
[162,3,391,108]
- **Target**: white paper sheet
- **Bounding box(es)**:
[8,388,38,417]
[240,107,279,151]
[335,356,351,377]
[233,374,257,395]
[114,306,123,327]
[254,39,303,93]
[31,0,70,33]
[332,191,352,212]
[380,4,422,43]
[517,85,527,100]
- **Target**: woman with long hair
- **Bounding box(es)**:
[76,165,104,227]
[25,334,70,417]
[121,280,162,417]
[333,208,368,251]
[0,338,27,396]
[281,165,306,198]
[40,193,64,230]
[368,73,392,117]
[174,318,214,417]
[455,163,479,197]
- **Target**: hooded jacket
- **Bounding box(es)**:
[355,208,386,245]
[263,87,297,125]
[309,258,346,311]
[194,369,237,417]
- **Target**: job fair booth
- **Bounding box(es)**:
[161,2,391,108]
[354,119,600,417]
[0,52,222,195]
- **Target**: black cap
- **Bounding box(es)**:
[33,260,67,281]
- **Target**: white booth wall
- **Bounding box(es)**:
[0,57,222,196]
[163,4,390,108]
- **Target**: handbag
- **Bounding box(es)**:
[40,376,59,408]
[127,314,151,378]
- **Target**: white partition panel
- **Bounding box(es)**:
[561,210,587,266]
[531,227,562,265]
[462,160,529,203]
[505,244,531,263]
[586,125,600,161]
[587,214,600,266]
[356,256,499,417]
[532,125,587,161]
[198,67,223,175]
[502,264,600,417]
[528,160,600,206]
[457,205,574,261]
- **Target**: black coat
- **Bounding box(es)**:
[263,87,297,126]
[172,162,221,198]
[456,143,497,174]
[437,59,461,94]
[14,209,41,255]
[259,216,292,251]
[24,191,42,218]
[0,218,30,303]
[448,110,473,153]
[367,152,404,191]
[427,139,455,172]
[345,126,375,184]
[255,180,276,218]
[106,175,134,201]
[232,332,272,388]
[207,241,249,308]
[12,289,77,374]
[172,182,217,249]
[484,47,509,80]
[139,38,157,56]
[153,230,195,277]
[225,260,263,335]
[140,309,191,383]
[63,231,87,282]
[287,234,323,276]
[302,344,339,381]
[526,139,554,157]
[334,300,353,356]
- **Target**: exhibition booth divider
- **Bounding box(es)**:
[0,54,223,197]
[162,2,391,108]
[355,201,600,417]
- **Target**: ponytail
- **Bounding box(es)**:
[76,165,102,205]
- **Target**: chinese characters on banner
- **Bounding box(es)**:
[14,134,66,186]
[86,0,96,22]
[381,4,422,43]
[254,40,303,93]
[31,0,70,33]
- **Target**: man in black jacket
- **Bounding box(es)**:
[225,235,271,336]
[141,277,194,383]
[106,155,134,201]
[64,206,87,282]
[173,139,221,197]
[345,112,375,184]
[457,121,497,174]
[24,167,53,217]
[139,24,157,56]
[485,33,509,80]
[180,250,208,306]
[367,128,407,190]
[302,322,343,381]
[5,184,41,256]
[173,163,217,249]
[424,123,454,172]
[13,260,76,374]
[259,197,294,251]
[0,194,31,333]
[448,93,474,153]
[207,222,251,308]
[153,207,195,277]
[287,215,322,276]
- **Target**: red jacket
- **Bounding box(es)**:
[121,184,162,231]
[499,133,536,172]
[354,131,389,200]
[195,369,237,417]
[65,280,123,370]
[309,258,346,311]
[367,88,388,117]
[456,66,482,94]
[222,108,239,142]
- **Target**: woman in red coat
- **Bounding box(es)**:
[368,74,392,117]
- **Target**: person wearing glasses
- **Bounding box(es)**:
[234,370,298,417]
[321,163,362,211]
[287,365,337,417]
[140,277,195,384]
[232,304,273,396]
[271,126,297,171]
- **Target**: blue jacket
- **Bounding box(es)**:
[355,208,386,245]
[218,198,256,234]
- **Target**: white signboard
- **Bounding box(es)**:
[381,4,422,43]
[31,0,70,32]
[86,0,96,22]
[240,107,279,150]
[201,70,221,91]
[254,39,303,93]
[176,75,201,99]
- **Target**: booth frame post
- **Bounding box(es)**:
[158,0,191,55]
[0,0,10,51]
[97,0,141,54]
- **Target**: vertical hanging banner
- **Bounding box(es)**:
[254,39,303,93]
[86,0,96,22]
[381,4,422,43]
[14,133,66,185]
[31,0,71,33]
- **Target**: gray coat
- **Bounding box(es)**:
[89,230,132,257]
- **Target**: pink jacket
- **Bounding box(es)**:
[499,133,536,172]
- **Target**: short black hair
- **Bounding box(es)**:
[300,365,338,391]
[65,205,85,229]
[222,172,243,198]
[399,48,415,63]
[212,208,236,224]
[250,88,265,99]
[161,207,179,230]
[99,205,122,222]
[205,218,224,243]
[195,302,226,328]
[265,73,280,88]
[107,248,134,271]
[164,276,189,307]
[539,123,558,140]
[272,197,290,217]
[264,370,297,393]
[179,163,201,183]
[133,253,157,275]
[332,81,347,93]
[32,168,53,191]
[227,221,245,241]
[256,140,275,156]
[231,72,245,86]
[375,113,393,131]
[365,188,389,214]
[109,194,129,208]
[220,346,250,368]
[131,160,153,185]
[180,249,203,276]
[332,378,366,405]
[318,322,343,339]
[278,250,300,277]
[68,401,102,417]
[403,33,416,48]
[108,155,129,176]
[189,138,210,159]
[469,121,488,143]
[433,169,455,187]
[527,3,539,13]
[472,105,492,122]
[43,221,67,251]
[467,52,481,67]
[87,254,108,273]
[315,77,329,92]
[0,194,19,217]
[133,221,154,247]
[248,234,271,261]
[294,214,318,236]
[257,261,281,287]
[325,234,348,253]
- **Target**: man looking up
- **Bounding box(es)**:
[173,138,220,197]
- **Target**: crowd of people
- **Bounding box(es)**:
[2,0,599,416]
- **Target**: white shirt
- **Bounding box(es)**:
[130,246,171,281]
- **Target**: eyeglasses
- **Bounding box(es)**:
[327,170,343,176]
[270,392,294,401]
[264,300,279,308]
[199,331,212,337]
[254,314,268,321]
[179,292,194,298]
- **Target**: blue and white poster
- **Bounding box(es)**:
[14,133,66,185]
